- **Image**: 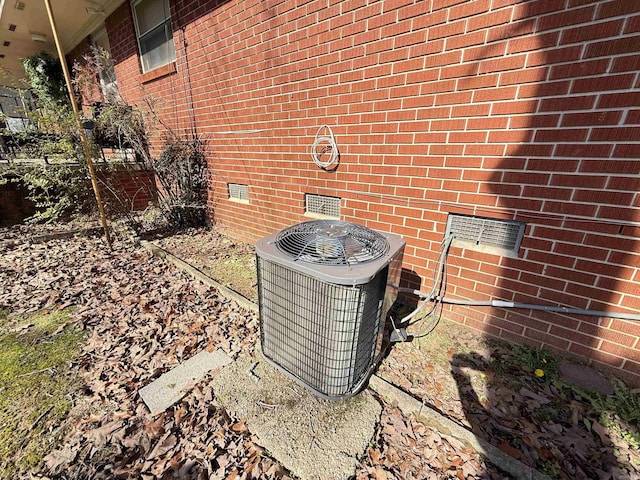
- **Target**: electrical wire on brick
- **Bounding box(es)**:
[398,234,454,338]
[394,234,640,339]
[311,125,339,171]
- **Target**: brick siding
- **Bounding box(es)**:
[97,167,157,212]
[104,0,640,384]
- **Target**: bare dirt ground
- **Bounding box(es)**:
[0,224,511,479]
[153,227,258,303]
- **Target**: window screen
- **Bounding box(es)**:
[132,0,176,73]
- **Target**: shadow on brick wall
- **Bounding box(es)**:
[481,1,639,382]
[0,176,36,227]
[450,0,639,477]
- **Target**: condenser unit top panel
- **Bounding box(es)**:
[256,220,405,285]
[276,220,389,265]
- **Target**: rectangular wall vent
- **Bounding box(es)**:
[3,41,10,47]
[14,1,24,10]
[446,214,525,256]
[305,194,340,218]
[228,183,249,201]
[8,24,16,32]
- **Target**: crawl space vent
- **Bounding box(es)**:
[228,183,249,201]
[256,220,405,400]
[446,214,525,255]
[305,193,340,218]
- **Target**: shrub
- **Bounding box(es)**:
[154,135,208,227]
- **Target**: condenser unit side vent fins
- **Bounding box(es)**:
[228,183,249,202]
[446,214,525,256]
[305,193,340,218]
[257,258,387,398]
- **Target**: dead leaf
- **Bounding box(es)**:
[374,467,387,480]
[591,420,610,443]
[86,420,123,446]
[148,433,177,459]
[231,419,248,434]
[143,416,165,437]
[225,469,239,480]
[497,440,522,459]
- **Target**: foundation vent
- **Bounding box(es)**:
[446,214,525,255]
[305,193,340,218]
[228,183,249,201]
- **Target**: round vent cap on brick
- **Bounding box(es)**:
[275,220,390,265]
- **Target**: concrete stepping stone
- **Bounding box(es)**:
[140,349,232,414]
[559,363,614,395]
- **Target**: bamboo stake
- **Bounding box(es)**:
[43,0,112,248]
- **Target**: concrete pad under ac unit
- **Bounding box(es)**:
[211,353,382,480]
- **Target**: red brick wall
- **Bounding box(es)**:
[105,0,640,384]
[107,2,192,144]
[97,167,157,212]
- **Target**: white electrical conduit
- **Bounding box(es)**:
[311,125,339,170]
[399,235,454,325]
[398,288,640,322]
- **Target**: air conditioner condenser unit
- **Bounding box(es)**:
[255,220,405,400]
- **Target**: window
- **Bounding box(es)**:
[305,194,341,219]
[131,0,175,73]
[228,183,249,202]
[446,213,525,256]
[91,27,117,98]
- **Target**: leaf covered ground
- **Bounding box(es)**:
[0,224,510,479]
[153,227,258,303]
[378,325,640,480]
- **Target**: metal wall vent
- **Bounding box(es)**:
[446,214,525,255]
[3,41,10,47]
[14,1,25,10]
[305,193,340,218]
[275,220,390,266]
[8,24,16,32]
[228,183,249,201]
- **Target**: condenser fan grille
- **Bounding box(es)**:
[275,220,390,265]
